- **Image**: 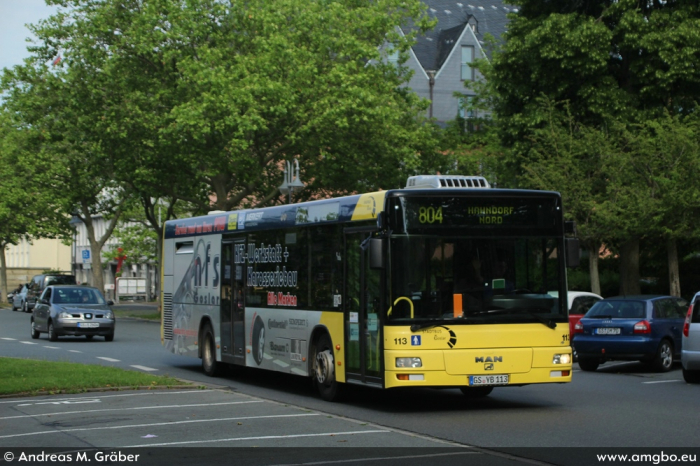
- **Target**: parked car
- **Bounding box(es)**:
[682,298,700,383]
[11,285,29,312]
[30,285,115,342]
[549,291,603,361]
[573,295,687,372]
[25,273,77,312]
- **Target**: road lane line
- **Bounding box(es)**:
[0,400,264,420]
[0,389,217,405]
[68,350,82,353]
[1,338,17,341]
[19,341,38,345]
[96,357,120,362]
[43,346,60,349]
[130,365,158,372]
[0,413,319,439]
[268,451,480,466]
[642,380,681,384]
[121,430,391,447]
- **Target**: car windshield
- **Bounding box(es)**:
[53,288,106,305]
[46,276,76,286]
[388,236,565,326]
[586,300,645,319]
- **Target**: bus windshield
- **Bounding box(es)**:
[388,236,565,326]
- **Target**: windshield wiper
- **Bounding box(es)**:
[409,317,478,332]
[469,307,557,330]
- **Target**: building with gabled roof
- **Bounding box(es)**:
[395,0,514,124]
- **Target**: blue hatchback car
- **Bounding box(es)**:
[573,295,688,372]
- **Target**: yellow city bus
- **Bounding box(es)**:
[161,175,578,401]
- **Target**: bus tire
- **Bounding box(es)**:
[460,386,493,398]
[313,333,344,402]
[252,315,266,366]
[202,324,221,377]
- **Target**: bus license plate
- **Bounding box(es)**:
[78,323,99,328]
[469,375,509,386]
[595,328,620,335]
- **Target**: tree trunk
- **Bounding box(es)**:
[0,242,7,303]
[588,242,601,296]
[619,238,641,296]
[667,238,681,297]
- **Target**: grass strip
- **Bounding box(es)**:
[0,357,188,396]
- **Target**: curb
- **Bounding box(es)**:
[0,384,206,399]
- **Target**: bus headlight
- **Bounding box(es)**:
[553,354,571,365]
[396,357,422,368]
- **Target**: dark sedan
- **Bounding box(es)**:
[573,295,687,372]
[30,285,116,341]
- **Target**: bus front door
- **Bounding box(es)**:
[345,232,382,386]
[221,240,246,365]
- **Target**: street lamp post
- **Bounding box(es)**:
[279,159,305,204]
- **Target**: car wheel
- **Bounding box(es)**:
[30,320,40,339]
[312,333,344,402]
[105,333,114,342]
[201,324,221,376]
[682,367,700,384]
[652,340,673,372]
[578,358,599,372]
[48,322,58,342]
[460,386,494,398]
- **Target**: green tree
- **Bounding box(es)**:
[476,0,700,294]
[0,109,70,299]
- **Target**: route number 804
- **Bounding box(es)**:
[418,206,443,224]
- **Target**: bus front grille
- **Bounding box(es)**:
[163,293,173,340]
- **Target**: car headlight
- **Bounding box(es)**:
[553,353,571,365]
[58,312,72,319]
[103,311,113,319]
[396,357,422,368]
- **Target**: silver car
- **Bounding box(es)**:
[683,297,700,383]
[11,285,29,312]
[30,285,116,342]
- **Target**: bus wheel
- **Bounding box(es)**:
[313,334,343,402]
[460,386,493,398]
[202,324,221,377]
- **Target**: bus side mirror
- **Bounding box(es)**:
[566,238,580,268]
[369,238,385,269]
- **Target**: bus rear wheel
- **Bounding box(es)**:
[313,334,344,402]
[460,386,493,398]
[202,324,221,377]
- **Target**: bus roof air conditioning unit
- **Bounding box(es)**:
[405,175,491,189]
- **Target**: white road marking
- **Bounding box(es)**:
[68,350,82,353]
[19,341,38,345]
[0,400,263,420]
[96,357,120,362]
[0,338,17,341]
[643,380,681,384]
[43,346,60,349]
[122,430,391,447]
[130,365,158,372]
[0,389,216,405]
[267,451,481,466]
[0,413,318,439]
[17,399,101,407]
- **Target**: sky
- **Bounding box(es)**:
[0,0,59,72]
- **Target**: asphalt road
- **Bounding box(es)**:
[1,305,699,465]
